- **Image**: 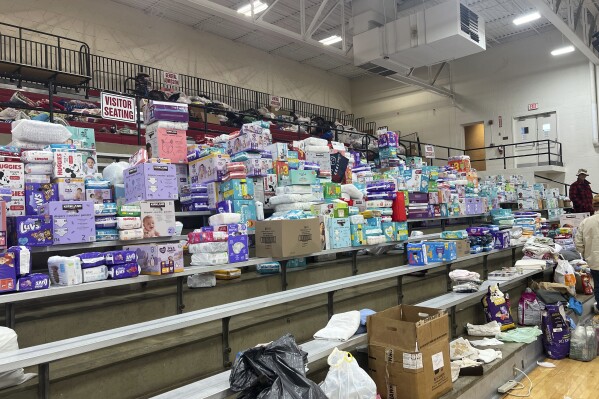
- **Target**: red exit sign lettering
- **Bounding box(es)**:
[528,103,538,111]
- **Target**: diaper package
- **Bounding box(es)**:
[117,204,141,217]
[214,268,241,280]
[365,200,393,208]
[125,242,184,275]
[24,175,51,184]
[16,273,50,291]
[190,252,228,266]
[8,246,31,276]
[48,256,83,286]
[21,150,54,163]
[96,229,118,241]
[140,200,176,237]
[119,228,144,241]
[54,178,85,201]
[95,216,117,228]
[25,183,58,215]
[187,230,228,244]
[77,252,105,268]
[52,151,83,179]
[108,263,140,279]
[188,242,228,254]
[257,262,281,275]
[117,217,142,230]
[208,213,241,226]
[187,273,216,288]
[95,203,117,216]
[24,163,53,175]
[105,250,137,265]
[82,265,109,283]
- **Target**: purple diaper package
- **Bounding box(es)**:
[124,163,178,203]
[25,183,58,215]
[16,273,50,291]
[41,201,95,245]
[227,224,249,263]
[180,193,209,204]
[181,202,210,212]
[366,181,396,192]
[181,184,208,194]
[0,252,15,293]
[10,215,53,247]
[105,250,137,265]
[8,246,31,276]
[95,216,117,228]
[366,192,396,200]
[466,226,491,236]
[77,252,105,268]
[216,200,234,214]
[144,101,189,124]
[125,242,183,275]
[108,262,140,279]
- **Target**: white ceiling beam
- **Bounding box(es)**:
[257,0,282,21]
[309,1,341,38]
[527,0,599,64]
[174,0,350,59]
[305,0,331,39]
[386,74,454,98]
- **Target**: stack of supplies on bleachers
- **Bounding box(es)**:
[0,246,50,293]
[449,269,482,293]
[116,204,143,241]
[513,211,540,238]
[180,183,209,212]
[522,236,559,264]
[302,137,331,179]
[103,250,140,279]
[466,226,494,254]
[271,168,322,215]
[94,202,118,241]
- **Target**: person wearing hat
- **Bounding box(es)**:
[569,169,594,215]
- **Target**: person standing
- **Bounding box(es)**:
[569,169,594,215]
[575,213,599,312]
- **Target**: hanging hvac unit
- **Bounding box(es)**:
[353,0,486,73]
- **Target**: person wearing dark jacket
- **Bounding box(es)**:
[569,169,594,215]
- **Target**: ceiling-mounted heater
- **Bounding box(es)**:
[353,0,486,74]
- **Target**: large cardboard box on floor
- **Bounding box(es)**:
[255,218,321,258]
[368,305,452,399]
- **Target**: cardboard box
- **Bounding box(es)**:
[144,101,189,125]
[25,183,58,215]
[52,152,84,179]
[188,153,230,184]
[66,127,96,150]
[206,182,222,210]
[432,239,470,257]
[54,178,85,201]
[255,218,321,258]
[9,214,52,247]
[325,216,351,249]
[305,151,331,173]
[139,200,176,237]
[188,105,221,124]
[145,128,187,163]
[350,223,366,247]
[86,188,113,204]
[425,241,457,262]
[267,143,289,161]
[560,213,589,228]
[289,169,317,185]
[368,305,452,399]
[125,242,184,275]
[124,163,178,203]
[41,201,95,244]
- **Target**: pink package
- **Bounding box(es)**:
[227,162,247,172]
[129,148,148,167]
[222,172,247,181]
[187,230,228,244]
[145,128,187,163]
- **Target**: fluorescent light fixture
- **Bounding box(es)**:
[513,12,541,25]
[319,35,342,45]
[551,45,575,56]
[237,1,268,16]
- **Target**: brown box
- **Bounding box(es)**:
[255,218,321,258]
[188,105,221,124]
[432,238,470,258]
[367,305,452,399]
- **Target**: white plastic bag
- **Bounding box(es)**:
[319,348,377,399]
[554,259,576,296]
[0,327,36,389]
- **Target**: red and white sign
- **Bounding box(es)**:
[101,92,136,123]
[269,95,282,109]
[161,71,180,93]
[498,116,503,128]
[528,103,538,111]
[424,145,435,159]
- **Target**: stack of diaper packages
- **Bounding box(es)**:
[271,169,322,216]
[116,204,143,241]
[104,250,140,280]
[301,137,331,179]
[77,251,109,283]
[180,183,209,212]
[365,180,408,242]
[218,173,258,231]
[94,202,118,241]
[85,179,113,205]
[50,149,86,207]
[0,155,25,217]
[0,246,49,293]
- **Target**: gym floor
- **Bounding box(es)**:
[502,357,599,399]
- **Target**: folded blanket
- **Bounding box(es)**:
[313,311,360,341]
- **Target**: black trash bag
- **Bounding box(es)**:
[229,334,327,399]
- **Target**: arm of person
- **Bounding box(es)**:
[575,219,585,255]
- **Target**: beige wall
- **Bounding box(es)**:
[351,29,597,186]
[1,0,351,112]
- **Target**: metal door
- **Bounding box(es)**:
[536,112,558,165]
[514,117,538,167]
[513,112,558,167]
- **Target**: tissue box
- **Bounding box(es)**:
[139,200,176,237]
[407,242,428,265]
[425,241,457,262]
[52,152,83,178]
[9,215,53,246]
[189,153,230,184]
[144,101,189,124]
[221,178,254,200]
[66,127,96,149]
[289,170,317,185]
[145,128,187,163]
[325,217,351,249]
[54,178,85,201]
[0,252,15,293]
[86,188,113,204]
[41,201,95,244]
[124,163,178,203]
[125,242,184,275]
[25,183,58,215]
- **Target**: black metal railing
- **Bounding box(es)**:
[0,22,91,86]
[396,138,563,170]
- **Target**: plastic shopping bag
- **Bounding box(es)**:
[319,348,377,399]
[554,259,576,296]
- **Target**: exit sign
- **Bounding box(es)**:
[528,103,538,111]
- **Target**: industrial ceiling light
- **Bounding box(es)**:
[550,45,575,56]
[319,35,342,45]
[513,11,541,25]
[237,1,268,16]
